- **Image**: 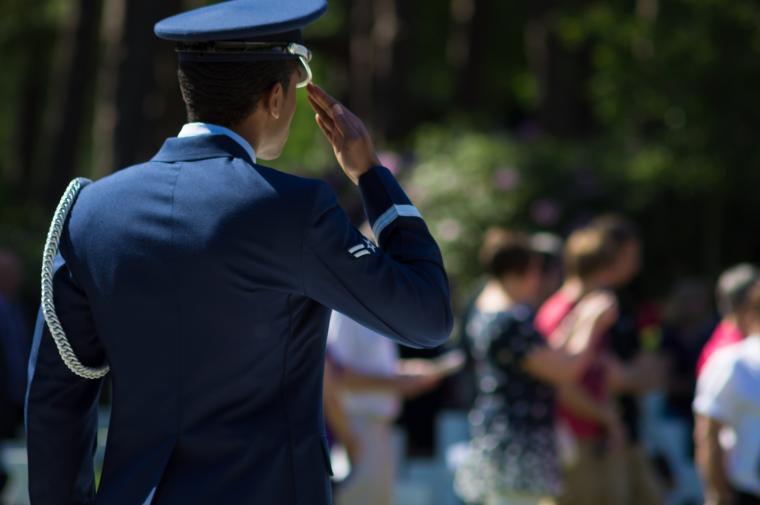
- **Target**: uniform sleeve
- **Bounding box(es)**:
[25,253,105,505]
[693,352,738,424]
[302,166,452,349]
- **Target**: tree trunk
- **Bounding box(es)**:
[349,0,374,124]
[11,27,55,202]
[113,0,183,171]
[371,0,399,141]
[527,0,594,138]
[46,0,104,206]
[456,0,490,108]
[92,0,126,178]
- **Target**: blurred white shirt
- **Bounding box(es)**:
[327,311,400,419]
[693,335,760,495]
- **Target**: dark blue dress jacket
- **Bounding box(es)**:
[25,134,452,505]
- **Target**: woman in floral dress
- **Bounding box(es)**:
[455,230,619,505]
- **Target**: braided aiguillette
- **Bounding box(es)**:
[41,178,109,380]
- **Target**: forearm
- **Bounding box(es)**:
[336,368,400,393]
[695,415,732,503]
[558,384,613,424]
[608,353,664,394]
[323,365,355,447]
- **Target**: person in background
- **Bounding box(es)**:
[696,264,759,378]
[535,215,664,505]
[323,359,361,466]
[455,230,619,505]
[452,229,564,412]
[693,280,760,505]
[0,248,29,496]
[0,249,29,435]
[592,216,667,505]
[660,279,718,451]
[326,309,443,505]
[531,232,564,304]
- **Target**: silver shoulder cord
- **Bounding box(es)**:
[41,178,110,380]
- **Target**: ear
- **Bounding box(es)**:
[266,82,284,120]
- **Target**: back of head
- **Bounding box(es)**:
[564,214,639,282]
[716,263,760,317]
[563,226,614,280]
[590,214,639,247]
[156,0,326,130]
[178,60,296,128]
[479,228,535,279]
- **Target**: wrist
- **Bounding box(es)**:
[354,160,380,185]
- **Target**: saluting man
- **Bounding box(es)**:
[25,1,452,504]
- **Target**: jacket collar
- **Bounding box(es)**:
[151,134,256,166]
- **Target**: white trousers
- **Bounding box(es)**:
[334,414,396,505]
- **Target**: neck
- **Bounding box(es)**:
[476,279,523,313]
[499,277,533,307]
[229,121,261,155]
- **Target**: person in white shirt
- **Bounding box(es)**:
[326,310,443,505]
[694,279,760,505]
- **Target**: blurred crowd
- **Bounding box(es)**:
[324,216,760,505]
[1,217,759,505]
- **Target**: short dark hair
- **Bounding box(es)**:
[590,214,639,250]
[740,279,760,321]
[716,263,760,316]
[177,60,297,128]
[479,228,536,279]
[564,215,639,279]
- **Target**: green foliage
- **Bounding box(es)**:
[276,61,340,177]
[4,0,760,308]
[401,0,760,302]
[407,127,593,298]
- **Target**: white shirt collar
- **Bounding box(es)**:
[177,122,256,163]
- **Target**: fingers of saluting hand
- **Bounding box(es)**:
[306,86,339,125]
[307,95,334,126]
[315,114,338,144]
[307,83,338,110]
[307,95,349,139]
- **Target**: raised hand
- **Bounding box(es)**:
[307,84,380,185]
[396,359,443,398]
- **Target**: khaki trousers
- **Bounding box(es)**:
[557,440,664,505]
[334,414,396,505]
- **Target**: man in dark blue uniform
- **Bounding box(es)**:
[24,1,452,504]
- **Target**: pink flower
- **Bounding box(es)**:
[437,218,462,242]
[378,151,402,175]
[531,199,561,226]
[493,167,521,191]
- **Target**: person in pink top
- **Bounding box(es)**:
[696,264,759,378]
[536,215,664,505]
